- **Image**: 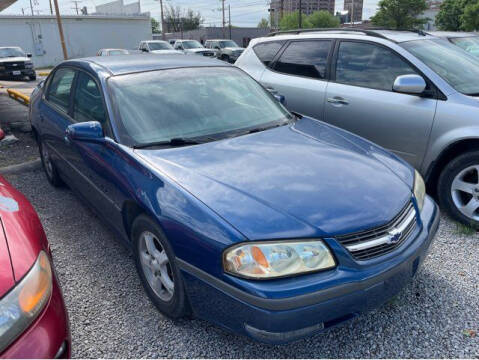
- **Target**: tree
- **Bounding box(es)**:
[436,0,469,30]
[308,10,340,28]
[151,17,160,34]
[370,0,428,29]
[462,0,479,30]
[279,11,312,30]
[164,5,203,32]
[257,18,270,29]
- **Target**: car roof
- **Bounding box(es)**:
[426,31,478,39]
[0,46,21,49]
[206,39,230,41]
[264,28,437,43]
[144,40,168,42]
[63,54,228,76]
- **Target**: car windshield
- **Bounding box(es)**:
[450,36,479,57]
[149,42,173,50]
[108,67,291,147]
[182,41,203,49]
[401,38,479,95]
[109,49,129,55]
[0,47,25,58]
[219,40,238,48]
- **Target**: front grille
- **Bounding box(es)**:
[202,52,214,57]
[336,201,417,261]
[3,61,25,70]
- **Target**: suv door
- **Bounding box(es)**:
[260,40,332,120]
[324,40,437,168]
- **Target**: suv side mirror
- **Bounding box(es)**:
[393,74,426,94]
[27,53,32,58]
[141,48,149,52]
[66,121,104,142]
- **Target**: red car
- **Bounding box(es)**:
[0,175,70,358]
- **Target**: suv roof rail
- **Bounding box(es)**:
[266,27,428,41]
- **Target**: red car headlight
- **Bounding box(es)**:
[0,251,52,352]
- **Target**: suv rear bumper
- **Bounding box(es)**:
[179,196,440,344]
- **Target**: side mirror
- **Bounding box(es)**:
[393,74,426,94]
[274,94,286,105]
[66,121,104,142]
[27,53,32,58]
[141,48,149,52]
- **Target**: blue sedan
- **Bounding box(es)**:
[30,55,440,344]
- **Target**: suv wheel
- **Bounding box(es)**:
[221,54,230,62]
[132,214,189,318]
[39,138,63,187]
[438,151,479,228]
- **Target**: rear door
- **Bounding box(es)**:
[324,40,437,168]
[260,39,333,121]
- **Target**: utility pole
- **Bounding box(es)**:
[228,4,231,39]
[21,7,25,15]
[71,0,81,15]
[29,0,34,15]
[49,0,53,14]
[280,0,284,22]
[53,0,68,59]
[298,0,302,28]
[221,0,225,38]
[159,0,166,40]
[350,0,354,27]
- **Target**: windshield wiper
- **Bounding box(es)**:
[133,137,202,149]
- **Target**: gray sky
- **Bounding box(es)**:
[1,0,379,25]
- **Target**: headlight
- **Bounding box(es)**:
[414,170,426,212]
[224,240,336,279]
[0,251,52,352]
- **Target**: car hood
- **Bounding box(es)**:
[0,57,29,63]
[136,117,413,240]
[151,49,183,54]
[185,48,211,53]
[225,47,244,52]
[0,219,14,298]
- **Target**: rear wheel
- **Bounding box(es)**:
[29,75,36,81]
[132,215,189,318]
[438,151,479,228]
[39,138,63,187]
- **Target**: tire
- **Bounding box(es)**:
[29,75,37,81]
[132,214,189,318]
[221,54,229,62]
[438,150,479,228]
[39,138,63,187]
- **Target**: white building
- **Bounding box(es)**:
[0,14,152,67]
[93,0,147,16]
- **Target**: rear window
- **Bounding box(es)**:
[253,41,285,67]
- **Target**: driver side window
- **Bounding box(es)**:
[73,72,106,124]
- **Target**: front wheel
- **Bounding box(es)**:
[29,75,37,81]
[438,150,479,228]
[132,215,189,318]
[39,138,63,187]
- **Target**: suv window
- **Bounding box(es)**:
[47,68,75,112]
[253,41,285,67]
[274,40,331,79]
[335,41,417,91]
[73,72,106,124]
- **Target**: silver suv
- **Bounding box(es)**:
[236,29,479,227]
[204,39,245,63]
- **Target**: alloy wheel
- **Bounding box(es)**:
[451,164,479,221]
[138,231,174,302]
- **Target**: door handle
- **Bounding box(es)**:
[327,97,349,106]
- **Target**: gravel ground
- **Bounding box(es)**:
[0,130,38,167]
[2,167,478,358]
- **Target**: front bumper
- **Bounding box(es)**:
[1,271,70,358]
[179,196,440,344]
[0,69,35,78]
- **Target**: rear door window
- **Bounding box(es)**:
[335,41,417,91]
[46,68,75,113]
[274,40,332,79]
[253,41,285,67]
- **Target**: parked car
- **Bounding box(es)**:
[138,40,182,55]
[30,54,439,344]
[427,31,479,57]
[236,29,479,228]
[0,47,36,81]
[97,48,130,56]
[173,40,215,57]
[204,39,245,63]
[0,175,70,358]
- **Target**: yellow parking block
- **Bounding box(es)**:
[37,72,50,76]
[7,89,30,105]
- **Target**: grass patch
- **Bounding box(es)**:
[455,222,476,236]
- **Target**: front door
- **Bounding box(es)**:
[324,40,437,169]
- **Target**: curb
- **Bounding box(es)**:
[0,159,41,175]
[6,89,30,106]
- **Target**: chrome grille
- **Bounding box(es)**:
[336,201,417,261]
[3,61,25,70]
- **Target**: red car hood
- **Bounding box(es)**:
[0,176,47,296]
